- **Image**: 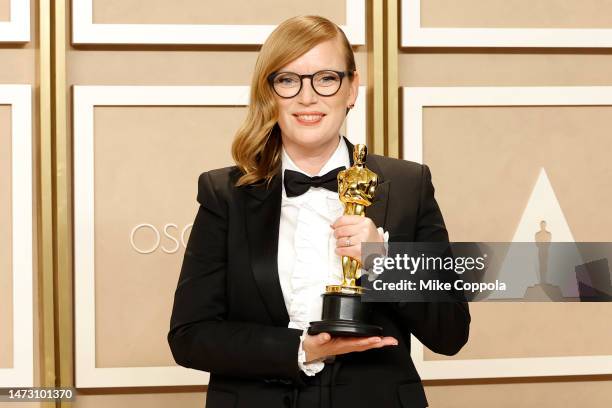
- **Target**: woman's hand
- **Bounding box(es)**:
[303,332,398,362]
[332,215,383,264]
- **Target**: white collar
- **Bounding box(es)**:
[281,136,350,179]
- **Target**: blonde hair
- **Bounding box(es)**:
[231,15,356,186]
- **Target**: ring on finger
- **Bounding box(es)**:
[345,237,351,247]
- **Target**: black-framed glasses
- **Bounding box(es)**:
[267,69,354,98]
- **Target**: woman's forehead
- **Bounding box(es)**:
[278,39,345,73]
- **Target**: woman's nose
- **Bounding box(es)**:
[297,78,318,104]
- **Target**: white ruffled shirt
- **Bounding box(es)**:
[278,137,387,376]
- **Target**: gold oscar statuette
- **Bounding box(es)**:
[308,144,384,337]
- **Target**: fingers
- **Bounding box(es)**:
[333,224,366,240]
[332,215,376,229]
[332,217,381,251]
[315,332,331,345]
[350,337,387,352]
[335,245,359,260]
[327,336,399,355]
[378,337,399,347]
[331,215,363,229]
[335,235,360,249]
[303,332,332,362]
[306,334,399,362]
[352,336,398,351]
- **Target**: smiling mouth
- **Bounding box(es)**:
[293,113,326,125]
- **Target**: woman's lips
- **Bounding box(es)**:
[293,113,325,126]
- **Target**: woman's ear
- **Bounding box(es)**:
[348,70,360,107]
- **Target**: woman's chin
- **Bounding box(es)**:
[288,131,338,148]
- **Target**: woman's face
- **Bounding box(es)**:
[273,38,359,152]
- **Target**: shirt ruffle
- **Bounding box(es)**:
[287,190,344,330]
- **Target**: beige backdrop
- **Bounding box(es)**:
[400,3,612,407]
[94,106,239,367]
[423,106,612,243]
[0,0,40,407]
[0,0,9,22]
[421,0,612,28]
[93,0,345,25]
[0,106,12,369]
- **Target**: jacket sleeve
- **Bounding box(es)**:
[390,164,471,356]
[167,171,304,383]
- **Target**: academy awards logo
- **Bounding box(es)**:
[129,223,193,254]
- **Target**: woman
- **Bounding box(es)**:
[168,15,470,408]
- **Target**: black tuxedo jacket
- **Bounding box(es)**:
[168,137,470,408]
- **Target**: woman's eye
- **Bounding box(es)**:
[277,76,298,86]
[317,75,339,85]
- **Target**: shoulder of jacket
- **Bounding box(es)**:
[369,154,425,177]
[199,165,241,187]
[196,165,243,204]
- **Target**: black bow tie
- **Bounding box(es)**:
[283,166,345,197]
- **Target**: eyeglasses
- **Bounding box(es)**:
[267,70,354,98]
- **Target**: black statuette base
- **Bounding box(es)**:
[308,292,383,337]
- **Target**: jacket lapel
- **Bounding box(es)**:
[243,174,290,327]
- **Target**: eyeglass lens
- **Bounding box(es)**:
[272,71,342,98]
